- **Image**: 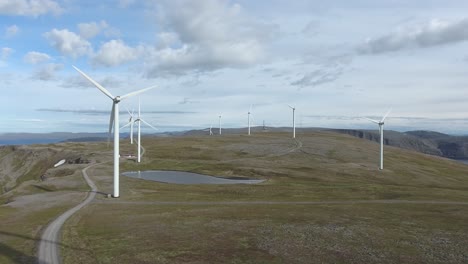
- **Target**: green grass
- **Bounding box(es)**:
[58,131,468,263]
[3,130,468,263]
[63,203,468,263]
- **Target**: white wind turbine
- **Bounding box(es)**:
[203,124,213,135]
[247,104,253,136]
[288,105,296,138]
[218,115,222,135]
[121,108,135,144]
[135,98,158,163]
[73,66,155,198]
[364,109,392,170]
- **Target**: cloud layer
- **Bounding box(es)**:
[143,0,277,76]
[43,29,92,58]
[359,18,468,54]
[0,0,63,16]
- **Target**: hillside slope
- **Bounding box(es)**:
[333,129,468,159]
[0,145,81,194]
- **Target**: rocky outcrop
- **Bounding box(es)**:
[0,145,81,195]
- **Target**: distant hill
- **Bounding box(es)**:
[3,128,468,159]
[0,132,109,145]
[332,129,468,159]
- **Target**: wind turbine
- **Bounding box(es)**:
[364,109,391,170]
[121,108,135,144]
[247,104,253,135]
[203,124,213,135]
[73,66,155,198]
[218,115,222,135]
[288,105,296,138]
[135,98,158,163]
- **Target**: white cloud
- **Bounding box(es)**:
[118,0,136,8]
[43,29,92,58]
[24,51,51,64]
[78,20,108,39]
[92,39,142,67]
[1,47,14,60]
[5,25,19,38]
[61,75,124,90]
[358,18,468,54]
[0,0,63,17]
[144,0,277,76]
[33,63,63,81]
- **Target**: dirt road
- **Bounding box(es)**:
[37,163,99,264]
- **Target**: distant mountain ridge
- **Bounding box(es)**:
[0,132,109,145]
[333,129,468,159]
[2,128,468,159]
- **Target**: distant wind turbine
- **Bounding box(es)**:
[121,108,135,144]
[219,115,222,135]
[247,104,253,135]
[73,66,155,198]
[135,98,158,163]
[364,109,392,170]
[203,124,213,135]
[288,105,296,138]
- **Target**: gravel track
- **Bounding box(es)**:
[37,162,99,264]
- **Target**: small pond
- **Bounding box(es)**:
[122,170,265,185]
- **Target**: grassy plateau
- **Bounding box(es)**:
[1,130,468,263]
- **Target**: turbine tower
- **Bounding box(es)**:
[364,109,391,170]
[135,98,158,163]
[73,66,155,198]
[247,104,253,136]
[288,105,296,138]
[218,115,222,135]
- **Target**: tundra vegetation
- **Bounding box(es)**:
[1,131,468,263]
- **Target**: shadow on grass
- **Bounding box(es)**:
[92,190,110,197]
[32,185,55,192]
[0,230,86,264]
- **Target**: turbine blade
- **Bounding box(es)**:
[381,108,392,122]
[126,107,132,116]
[249,104,252,113]
[108,103,115,145]
[363,117,379,124]
[72,66,114,100]
[287,104,293,109]
[121,122,132,129]
[138,97,141,117]
[141,119,158,131]
[120,85,156,100]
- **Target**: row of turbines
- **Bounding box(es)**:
[73,66,390,198]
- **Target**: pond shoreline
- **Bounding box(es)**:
[122,170,265,185]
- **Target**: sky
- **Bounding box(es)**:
[1,0,468,134]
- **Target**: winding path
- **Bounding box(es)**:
[37,163,99,264]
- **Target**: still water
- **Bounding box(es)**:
[123,170,265,184]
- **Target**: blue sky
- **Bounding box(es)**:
[1,0,468,134]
